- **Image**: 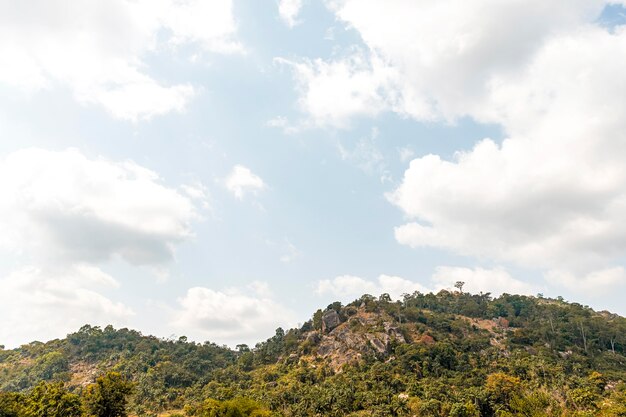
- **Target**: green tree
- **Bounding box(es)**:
[485,372,522,412]
[32,351,69,381]
[24,381,82,417]
[0,392,25,417]
[312,309,323,330]
[449,401,479,417]
[83,372,133,417]
[196,398,271,417]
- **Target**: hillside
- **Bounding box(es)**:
[2,291,626,416]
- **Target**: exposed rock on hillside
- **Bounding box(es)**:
[321,309,341,333]
[309,309,406,371]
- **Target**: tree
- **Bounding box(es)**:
[236,344,250,353]
[454,281,465,294]
[24,382,82,417]
[312,309,323,331]
[449,401,479,417]
[32,351,69,381]
[196,398,271,417]
[485,372,522,411]
[83,372,133,417]
[0,392,25,417]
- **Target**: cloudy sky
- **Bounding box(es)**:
[1,0,626,349]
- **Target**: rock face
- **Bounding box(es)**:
[321,309,341,333]
[312,309,407,371]
[305,332,321,345]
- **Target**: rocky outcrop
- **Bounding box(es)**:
[312,309,406,371]
[305,331,321,345]
[321,309,341,333]
[384,322,406,343]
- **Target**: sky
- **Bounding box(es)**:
[1,0,626,349]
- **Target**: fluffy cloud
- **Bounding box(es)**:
[0,147,206,347]
[278,0,304,28]
[0,265,133,348]
[276,52,395,128]
[225,165,266,199]
[316,267,539,304]
[390,27,626,282]
[546,268,626,296]
[316,274,428,301]
[0,148,200,265]
[285,0,606,125]
[0,0,241,120]
[282,1,626,293]
[431,267,538,296]
[172,283,295,345]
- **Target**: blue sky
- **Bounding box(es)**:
[1,0,626,348]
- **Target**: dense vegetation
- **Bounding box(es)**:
[1,291,626,416]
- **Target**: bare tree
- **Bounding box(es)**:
[610,336,617,354]
[579,321,588,354]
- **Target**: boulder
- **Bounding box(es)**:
[321,309,341,333]
[305,332,321,345]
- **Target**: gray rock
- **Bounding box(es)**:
[305,332,321,345]
[322,309,341,333]
[366,333,389,354]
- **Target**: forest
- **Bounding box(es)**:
[1,290,625,416]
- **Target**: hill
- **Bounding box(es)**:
[1,291,626,416]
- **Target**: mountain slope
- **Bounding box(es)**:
[1,291,626,416]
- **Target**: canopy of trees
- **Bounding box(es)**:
[1,292,626,416]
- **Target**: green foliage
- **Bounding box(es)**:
[25,381,82,417]
[485,373,522,406]
[32,352,70,381]
[449,401,479,417]
[507,391,560,416]
[1,292,626,416]
[312,310,323,331]
[193,398,271,417]
[83,372,133,417]
[0,392,25,417]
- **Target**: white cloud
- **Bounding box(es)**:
[0,0,241,120]
[225,165,266,200]
[83,81,196,122]
[267,116,290,129]
[316,267,539,303]
[0,148,199,265]
[281,1,610,129]
[546,267,626,296]
[389,27,626,278]
[431,266,538,296]
[0,147,208,347]
[247,280,273,298]
[278,0,304,28]
[181,182,211,210]
[172,284,295,345]
[316,274,428,301]
[266,116,301,135]
[305,0,606,124]
[278,1,626,294]
[0,265,134,348]
[275,52,395,128]
[159,0,242,53]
